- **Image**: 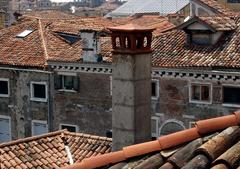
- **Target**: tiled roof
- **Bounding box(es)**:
[147,15,240,68]
[22,10,77,20]
[60,112,240,169]
[199,16,236,31]
[0,130,112,169]
[0,15,173,67]
[197,0,232,15]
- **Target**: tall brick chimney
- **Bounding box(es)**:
[109,24,154,151]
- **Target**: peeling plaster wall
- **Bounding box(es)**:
[0,69,50,140]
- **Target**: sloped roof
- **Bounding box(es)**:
[22,10,77,20]
[0,130,112,169]
[196,0,233,15]
[178,16,237,31]
[107,0,189,17]
[0,14,174,68]
[149,16,240,68]
[60,112,240,169]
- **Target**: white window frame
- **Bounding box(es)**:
[0,115,11,141]
[151,79,159,100]
[151,116,159,138]
[30,81,48,102]
[222,84,240,108]
[110,76,112,96]
[31,120,48,136]
[189,82,212,104]
[60,123,79,132]
[0,78,10,97]
[189,121,196,128]
[57,72,78,92]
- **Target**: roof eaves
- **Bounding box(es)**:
[177,16,217,32]
[0,129,67,148]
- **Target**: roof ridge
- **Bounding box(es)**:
[0,129,67,148]
[38,19,49,62]
[64,131,112,141]
[60,112,240,169]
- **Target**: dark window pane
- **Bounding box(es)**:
[33,84,46,99]
[201,85,210,101]
[192,33,211,45]
[0,81,8,95]
[161,122,184,135]
[223,87,240,104]
[61,125,76,132]
[192,85,200,100]
[151,82,156,97]
[64,76,74,90]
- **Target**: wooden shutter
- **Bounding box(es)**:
[54,75,62,90]
[73,76,80,92]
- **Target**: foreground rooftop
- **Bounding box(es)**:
[62,112,240,169]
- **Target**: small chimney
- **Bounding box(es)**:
[109,24,154,151]
[80,30,102,62]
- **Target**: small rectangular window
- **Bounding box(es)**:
[151,79,159,100]
[192,33,211,45]
[16,29,34,38]
[151,117,159,138]
[0,116,11,143]
[223,86,240,106]
[55,74,79,91]
[190,83,211,104]
[32,120,48,136]
[30,82,48,102]
[0,78,9,97]
[60,124,78,132]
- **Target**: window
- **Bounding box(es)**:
[160,120,185,136]
[0,78,9,97]
[55,74,79,91]
[60,124,78,132]
[16,29,34,38]
[228,0,240,3]
[191,32,211,45]
[190,83,211,104]
[189,121,195,128]
[151,79,159,100]
[0,116,11,143]
[223,85,240,106]
[30,82,48,102]
[32,120,48,136]
[151,117,159,138]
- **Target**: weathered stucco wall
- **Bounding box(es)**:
[53,72,112,136]
[0,69,50,140]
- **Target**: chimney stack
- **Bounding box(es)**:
[109,24,154,151]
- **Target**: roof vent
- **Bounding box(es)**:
[16,29,34,38]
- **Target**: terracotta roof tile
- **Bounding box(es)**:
[0,130,112,168]
[197,0,232,15]
[60,112,240,169]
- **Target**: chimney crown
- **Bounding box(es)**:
[109,23,155,54]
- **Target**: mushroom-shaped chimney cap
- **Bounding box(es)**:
[108,23,155,54]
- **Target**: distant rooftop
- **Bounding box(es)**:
[106,0,189,18]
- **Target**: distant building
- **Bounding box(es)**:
[106,0,190,18]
